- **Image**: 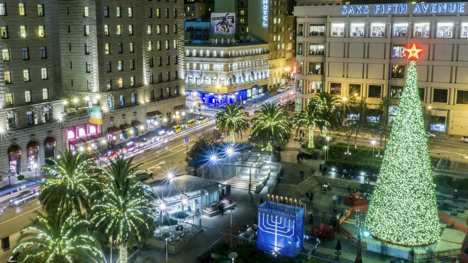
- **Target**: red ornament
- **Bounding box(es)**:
[406,44,423,60]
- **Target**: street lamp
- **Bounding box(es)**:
[342,97,347,102]
[167,172,174,179]
[209,155,217,179]
[323,146,328,164]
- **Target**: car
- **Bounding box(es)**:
[101,151,119,162]
[426,132,436,138]
[9,190,39,207]
[121,141,138,154]
[172,125,182,134]
[277,88,286,93]
[198,116,209,124]
[187,120,197,128]
[461,136,468,143]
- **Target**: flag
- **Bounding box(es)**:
[89,107,103,125]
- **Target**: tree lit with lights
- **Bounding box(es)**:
[250,103,292,151]
[293,100,327,148]
[365,59,440,246]
[215,103,250,144]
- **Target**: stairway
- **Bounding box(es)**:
[223,177,261,191]
[271,176,318,198]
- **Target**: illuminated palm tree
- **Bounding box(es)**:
[293,100,327,149]
[92,157,156,263]
[40,150,102,214]
[13,209,103,262]
[215,103,250,144]
[315,92,340,136]
[250,103,292,151]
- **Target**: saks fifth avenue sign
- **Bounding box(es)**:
[341,2,465,15]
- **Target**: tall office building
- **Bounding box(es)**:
[0,0,185,188]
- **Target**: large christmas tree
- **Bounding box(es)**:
[365,59,440,246]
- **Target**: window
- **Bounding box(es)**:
[2,49,9,61]
[156,8,160,18]
[40,46,47,59]
[22,47,29,60]
[349,84,361,96]
[165,40,169,50]
[108,97,114,109]
[104,25,109,36]
[131,93,136,104]
[308,81,323,94]
[104,6,109,17]
[25,91,31,103]
[44,108,50,121]
[130,76,135,86]
[457,90,468,104]
[331,23,344,36]
[175,71,178,80]
[129,25,133,35]
[213,64,223,71]
[148,41,153,51]
[8,114,15,128]
[173,40,178,49]
[0,26,7,38]
[330,83,341,95]
[393,23,408,37]
[84,25,90,36]
[148,8,152,18]
[173,9,177,18]
[350,23,364,37]
[173,24,177,33]
[130,59,135,70]
[83,6,89,17]
[150,74,154,84]
[69,61,72,69]
[116,25,122,35]
[0,3,6,16]
[392,46,406,58]
[437,23,453,38]
[391,65,405,78]
[165,8,168,18]
[129,42,134,53]
[368,85,382,98]
[165,25,168,34]
[175,55,178,64]
[118,78,123,88]
[6,93,13,105]
[27,111,34,125]
[419,88,425,101]
[37,4,44,16]
[414,23,430,37]
[430,117,446,132]
[107,80,112,90]
[42,88,49,100]
[156,25,161,34]
[19,3,25,16]
[203,63,209,70]
[462,23,468,38]
[150,90,155,100]
[117,60,123,71]
[149,57,154,67]
[4,71,11,84]
[120,95,125,106]
[157,57,161,66]
[105,43,110,54]
[116,7,121,17]
[167,87,171,96]
[118,43,123,53]
[38,26,45,38]
[390,86,404,98]
[23,69,30,81]
[85,44,91,54]
[128,7,133,17]
[309,44,324,55]
[371,23,385,37]
[41,68,48,79]
[20,25,27,38]
[433,89,448,103]
[86,62,91,73]
[308,62,323,74]
[167,72,170,81]
[157,41,161,50]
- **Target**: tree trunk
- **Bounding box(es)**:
[119,245,127,263]
[229,130,235,144]
[308,126,315,148]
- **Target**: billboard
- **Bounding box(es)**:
[211,13,236,35]
[257,202,304,258]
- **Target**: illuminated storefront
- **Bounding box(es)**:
[8,145,21,175]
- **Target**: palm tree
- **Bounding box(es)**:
[293,100,326,149]
[215,103,250,144]
[40,150,102,214]
[250,103,292,151]
[315,92,340,136]
[92,157,156,263]
[13,209,103,262]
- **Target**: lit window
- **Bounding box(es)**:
[165,40,169,50]
[331,23,344,36]
[25,91,31,103]
[41,67,48,79]
[130,76,135,86]
[2,49,9,62]
[128,25,133,35]
[165,24,168,34]
[117,60,123,71]
[147,25,152,34]
[392,46,406,58]
[42,88,49,100]
[118,78,123,88]
[4,71,11,84]
[129,42,134,53]
[371,23,385,37]
[116,25,122,35]
[86,62,91,73]
[437,22,453,38]
[393,23,408,37]
[83,6,89,17]
[0,3,6,16]
[116,7,121,17]
[128,7,133,17]
[350,23,364,37]
[104,25,109,36]
[20,25,27,38]
[0,26,7,38]
[23,69,30,81]
[38,25,45,38]
[19,3,25,16]
[105,43,110,54]
[462,23,468,38]
[40,47,47,58]
[173,40,178,49]
[6,93,13,105]
[84,25,90,36]
[148,41,153,51]
[156,25,160,34]
[391,65,405,79]
[414,23,430,38]
[37,4,44,16]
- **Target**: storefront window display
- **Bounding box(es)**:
[390,86,404,99]
[331,23,344,37]
[461,23,468,38]
[350,23,364,37]
[347,113,360,120]
[437,23,453,38]
[391,65,405,78]
[308,63,323,74]
[393,23,408,37]
[371,23,385,37]
[330,83,341,95]
[414,23,430,37]
[27,141,39,171]
[8,145,21,175]
[309,24,325,36]
[430,117,446,132]
[392,46,406,58]
[308,81,322,94]
[309,44,324,55]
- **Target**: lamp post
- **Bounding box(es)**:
[323,146,328,165]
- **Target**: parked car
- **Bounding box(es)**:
[461,136,468,143]
[9,190,39,207]
[426,132,436,138]
[198,116,209,124]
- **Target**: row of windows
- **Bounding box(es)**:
[186,60,267,71]
[5,88,49,105]
[104,43,135,54]
[149,56,179,67]
[185,48,267,58]
[0,25,46,39]
[299,22,468,39]
[0,3,44,16]
[7,108,52,128]
[4,69,48,84]
[103,6,177,19]
[106,86,178,110]
[2,47,47,61]
[147,40,178,51]
[103,71,179,90]
[146,24,178,34]
[104,60,137,72]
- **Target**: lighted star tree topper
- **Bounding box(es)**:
[365,45,440,246]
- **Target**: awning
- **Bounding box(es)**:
[120,124,132,130]
[174,105,187,111]
[107,127,121,133]
[147,111,162,117]
[8,145,21,156]
[27,141,40,150]
[132,121,142,127]
[44,137,56,147]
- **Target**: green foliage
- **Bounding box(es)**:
[215,104,250,144]
[17,175,25,181]
[39,150,103,214]
[293,100,327,148]
[185,130,222,167]
[13,209,103,263]
[251,103,292,149]
[315,92,340,133]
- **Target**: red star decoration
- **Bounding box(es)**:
[406,44,423,60]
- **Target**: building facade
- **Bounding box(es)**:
[295,3,468,135]
[185,42,269,105]
[0,0,186,188]
[184,0,214,21]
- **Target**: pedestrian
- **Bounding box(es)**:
[300,170,304,181]
[219,203,224,215]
